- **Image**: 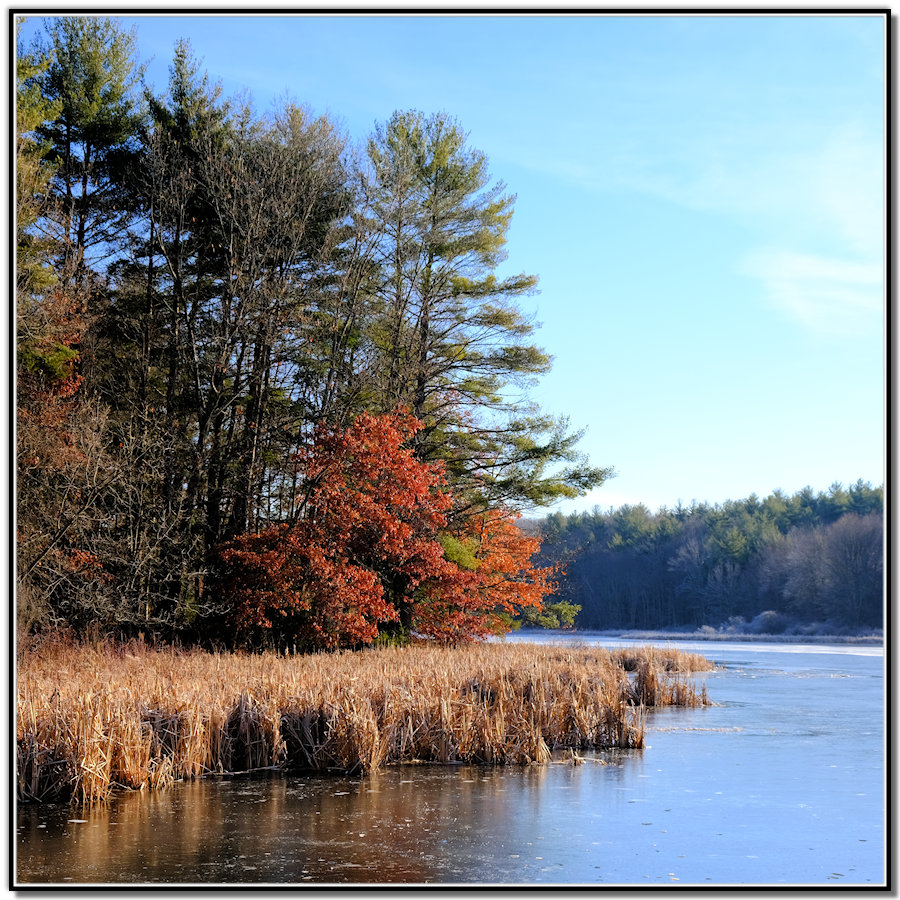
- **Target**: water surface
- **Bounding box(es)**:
[16,637,885,887]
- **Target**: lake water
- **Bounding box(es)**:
[15,635,886,887]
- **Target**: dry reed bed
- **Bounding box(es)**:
[17,639,714,804]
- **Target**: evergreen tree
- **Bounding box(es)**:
[34,16,144,283]
[16,21,60,301]
[15,24,607,643]
[363,110,609,514]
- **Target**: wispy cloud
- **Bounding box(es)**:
[812,125,884,256]
[732,126,883,336]
[741,250,882,336]
[515,119,884,338]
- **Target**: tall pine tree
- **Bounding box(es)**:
[363,110,609,515]
[34,16,143,284]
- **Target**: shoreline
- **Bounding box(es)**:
[513,629,883,646]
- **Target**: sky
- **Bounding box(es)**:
[15,11,887,515]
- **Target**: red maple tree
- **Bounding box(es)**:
[215,411,557,649]
[216,412,450,648]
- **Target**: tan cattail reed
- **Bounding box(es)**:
[17,638,715,804]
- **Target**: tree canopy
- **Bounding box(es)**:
[15,18,601,647]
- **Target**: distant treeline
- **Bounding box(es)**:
[536,481,884,634]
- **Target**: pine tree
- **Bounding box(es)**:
[363,110,609,514]
[16,21,60,301]
[34,16,144,283]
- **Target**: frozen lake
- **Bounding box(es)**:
[16,636,885,887]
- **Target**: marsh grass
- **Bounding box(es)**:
[16,637,714,804]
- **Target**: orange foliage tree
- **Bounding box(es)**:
[412,509,554,642]
[213,412,555,649]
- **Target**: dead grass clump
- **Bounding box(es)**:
[224,691,286,773]
[17,638,715,803]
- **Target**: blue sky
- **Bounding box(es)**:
[17,12,886,514]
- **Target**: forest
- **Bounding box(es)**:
[533,481,883,635]
[15,17,607,650]
[16,17,883,652]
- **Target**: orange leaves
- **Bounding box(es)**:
[63,548,112,583]
[17,283,89,473]
[215,412,447,649]
[411,509,556,644]
[215,412,555,650]
[466,509,555,612]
